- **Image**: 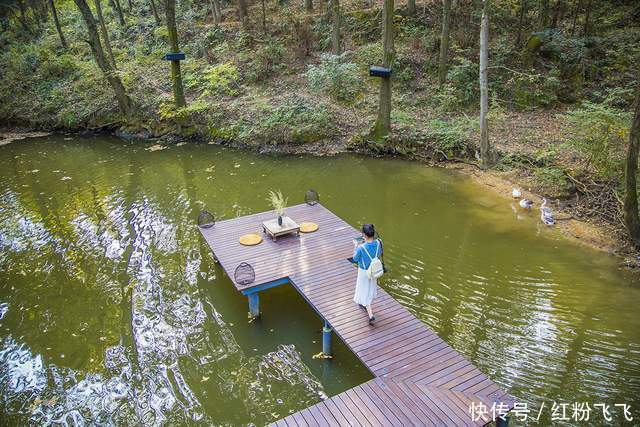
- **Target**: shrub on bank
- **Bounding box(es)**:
[202,62,242,97]
[306,53,362,103]
[253,96,336,145]
[426,118,474,159]
[565,101,632,179]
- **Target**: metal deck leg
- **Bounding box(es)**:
[248,293,260,318]
[322,320,332,356]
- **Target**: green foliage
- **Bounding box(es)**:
[352,43,383,68]
[254,96,335,145]
[344,9,380,44]
[158,100,210,122]
[565,101,632,178]
[434,57,478,111]
[510,70,561,109]
[534,167,572,193]
[391,53,415,87]
[306,53,362,102]
[244,39,286,83]
[390,110,416,127]
[202,62,241,97]
[425,118,473,158]
[311,20,332,51]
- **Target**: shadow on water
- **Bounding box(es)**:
[0,134,639,425]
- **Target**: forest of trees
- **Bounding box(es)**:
[0,0,639,245]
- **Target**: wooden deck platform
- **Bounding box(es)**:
[199,203,515,426]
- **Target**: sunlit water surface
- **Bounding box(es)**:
[0,135,638,425]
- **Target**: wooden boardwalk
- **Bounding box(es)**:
[199,203,514,426]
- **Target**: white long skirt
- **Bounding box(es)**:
[353,267,378,306]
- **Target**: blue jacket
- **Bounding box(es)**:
[353,239,382,270]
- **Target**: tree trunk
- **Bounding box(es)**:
[438,0,452,84]
[32,0,46,24]
[582,0,591,35]
[109,0,126,26]
[150,0,161,24]
[407,0,416,16]
[570,0,580,35]
[49,0,67,48]
[165,0,186,107]
[479,0,491,167]
[27,0,45,27]
[93,0,117,69]
[213,0,222,20]
[551,0,564,28]
[16,0,33,33]
[305,0,313,13]
[372,0,395,142]
[331,0,341,54]
[624,92,640,247]
[208,0,219,23]
[237,0,248,27]
[261,0,266,32]
[539,0,549,29]
[73,0,133,115]
[515,0,527,47]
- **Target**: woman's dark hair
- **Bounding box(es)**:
[362,223,375,238]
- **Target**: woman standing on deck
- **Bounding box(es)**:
[352,224,382,325]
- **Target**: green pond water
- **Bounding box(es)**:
[0,135,639,425]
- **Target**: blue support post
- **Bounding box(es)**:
[322,320,332,356]
[496,415,510,427]
[248,293,260,318]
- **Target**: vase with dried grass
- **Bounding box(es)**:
[268,190,287,226]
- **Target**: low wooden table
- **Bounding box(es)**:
[262,216,300,241]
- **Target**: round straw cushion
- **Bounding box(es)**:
[239,233,263,246]
[299,222,319,233]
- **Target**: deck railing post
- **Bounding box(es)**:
[248,293,260,318]
[322,320,332,356]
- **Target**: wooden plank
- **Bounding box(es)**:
[363,333,440,370]
[281,416,298,427]
[334,393,373,427]
[393,345,461,380]
[351,318,427,353]
[309,402,337,427]
[291,412,308,426]
[384,377,441,425]
[405,380,468,426]
[321,399,353,427]
[352,385,400,426]
[357,325,433,359]
[359,381,405,426]
[298,408,320,427]
[344,388,386,426]
[328,394,364,427]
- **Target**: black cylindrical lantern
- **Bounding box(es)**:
[198,211,215,229]
[234,262,255,286]
[305,189,319,206]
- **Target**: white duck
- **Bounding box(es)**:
[512,188,522,198]
[540,198,555,225]
[519,198,534,209]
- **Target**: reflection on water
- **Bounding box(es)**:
[0,135,639,425]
